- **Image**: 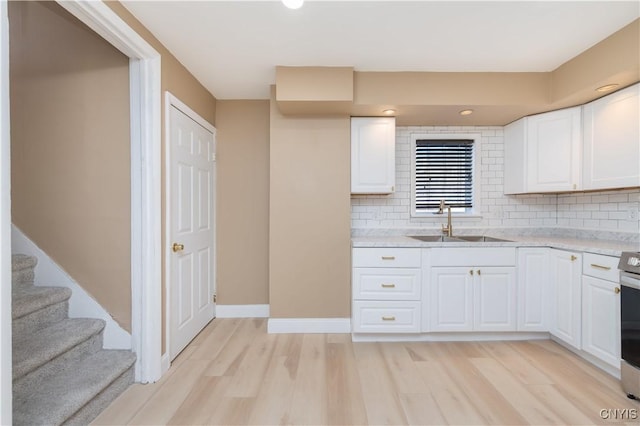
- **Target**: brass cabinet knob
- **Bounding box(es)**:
[570,255,577,261]
[615,287,621,294]
[469,270,474,275]
[172,243,185,253]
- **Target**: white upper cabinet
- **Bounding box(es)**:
[526,107,582,192]
[351,117,395,194]
[583,83,640,190]
[505,107,582,194]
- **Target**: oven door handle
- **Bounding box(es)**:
[620,272,640,290]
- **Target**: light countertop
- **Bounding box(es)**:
[352,234,639,257]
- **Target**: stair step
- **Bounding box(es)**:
[12,286,72,335]
[12,254,37,289]
[12,286,72,319]
[13,350,136,426]
[13,318,105,383]
[12,254,37,272]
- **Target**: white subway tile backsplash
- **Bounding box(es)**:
[351,125,640,234]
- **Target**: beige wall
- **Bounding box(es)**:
[269,88,351,318]
[9,1,132,328]
[215,101,270,305]
[10,1,217,345]
[551,19,640,105]
[106,2,216,126]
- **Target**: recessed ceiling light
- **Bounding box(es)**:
[382,109,396,115]
[282,0,304,9]
[459,109,474,116]
[596,84,619,92]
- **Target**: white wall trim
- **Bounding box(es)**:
[11,225,131,349]
[55,0,162,383]
[164,91,217,363]
[217,304,270,318]
[1,1,13,422]
[351,331,550,343]
[160,353,170,376]
[267,318,351,334]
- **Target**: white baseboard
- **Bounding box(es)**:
[267,318,351,334]
[216,304,270,318]
[160,352,170,375]
[11,225,131,350]
[351,331,550,343]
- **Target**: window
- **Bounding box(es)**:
[411,134,478,216]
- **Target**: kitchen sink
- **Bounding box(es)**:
[409,235,512,243]
[409,235,469,242]
[409,235,446,242]
[453,235,513,242]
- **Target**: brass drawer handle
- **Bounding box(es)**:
[590,264,611,271]
[381,256,396,260]
[382,316,396,321]
[381,283,396,288]
[615,287,621,294]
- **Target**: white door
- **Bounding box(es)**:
[474,267,517,332]
[169,104,215,360]
[429,267,473,331]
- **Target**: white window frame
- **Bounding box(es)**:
[410,133,482,218]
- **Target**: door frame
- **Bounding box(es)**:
[1,0,13,422]
[53,1,162,383]
[164,91,216,370]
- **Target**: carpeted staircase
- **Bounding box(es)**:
[12,254,136,425]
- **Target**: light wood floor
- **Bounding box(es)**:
[93,318,639,425]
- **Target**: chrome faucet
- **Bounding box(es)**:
[441,206,453,237]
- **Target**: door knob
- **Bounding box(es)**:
[172,243,184,253]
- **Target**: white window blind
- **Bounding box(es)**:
[415,139,473,212]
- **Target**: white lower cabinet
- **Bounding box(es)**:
[549,249,582,349]
[581,253,621,368]
[429,266,516,332]
[517,248,549,331]
[429,248,517,332]
[429,267,473,331]
[474,267,517,331]
[352,247,422,333]
[352,301,421,333]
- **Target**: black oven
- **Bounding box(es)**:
[619,252,640,400]
[621,273,640,368]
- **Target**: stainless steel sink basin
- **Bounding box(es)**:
[453,235,513,242]
[409,235,446,242]
[409,235,512,243]
[409,235,468,242]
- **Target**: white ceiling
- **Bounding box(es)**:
[122,1,639,100]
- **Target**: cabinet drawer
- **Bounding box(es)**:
[353,268,421,300]
[431,248,516,267]
[583,253,619,282]
[352,301,421,333]
[353,248,421,268]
